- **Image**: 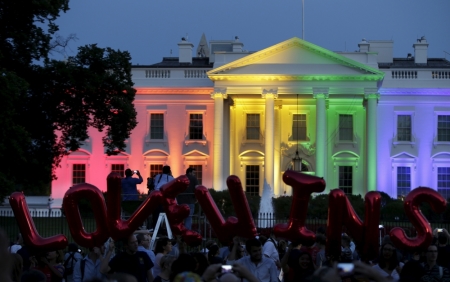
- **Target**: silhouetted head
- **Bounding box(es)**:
[163,166,171,174]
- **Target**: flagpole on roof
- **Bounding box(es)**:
[302,0,305,40]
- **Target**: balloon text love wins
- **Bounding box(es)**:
[9,171,447,260]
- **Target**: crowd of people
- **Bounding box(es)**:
[3,226,450,282]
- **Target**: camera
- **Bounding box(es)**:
[337,263,354,277]
[221,265,232,273]
[133,170,138,174]
[438,228,443,232]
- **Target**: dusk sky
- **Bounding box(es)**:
[54,0,450,65]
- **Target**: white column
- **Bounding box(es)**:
[262,88,278,193]
[230,102,236,178]
[211,88,227,191]
[365,90,379,192]
[313,88,329,178]
[274,105,281,196]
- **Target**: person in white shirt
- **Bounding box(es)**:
[263,233,281,270]
[372,242,403,281]
[73,244,109,282]
[227,237,278,282]
[8,234,23,253]
[152,165,175,229]
[136,233,156,265]
[152,237,173,278]
[154,166,174,191]
[64,243,83,282]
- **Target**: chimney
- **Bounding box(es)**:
[413,36,428,64]
[232,36,244,52]
[178,37,194,64]
[367,40,393,63]
[358,38,369,52]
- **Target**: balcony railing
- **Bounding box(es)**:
[432,71,450,79]
[391,71,417,79]
[141,69,211,79]
[145,69,171,78]
[184,69,207,78]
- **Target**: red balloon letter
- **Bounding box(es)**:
[160,175,202,246]
[63,183,109,247]
[227,176,258,239]
[326,190,381,261]
[390,187,446,251]
[9,192,67,252]
[195,175,257,243]
[107,172,163,240]
[274,171,326,245]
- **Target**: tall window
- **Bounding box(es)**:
[245,165,260,196]
[339,115,353,141]
[72,164,86,185]
[397,115,412,141]
[189,165,203,185]
[438,167,450,200]
[150,164,163,178]
[111,164,125,177]
[338,166,353,194]
[292,114,307,141]
[438,115,450,142]
[150,113,164,139]
[189,114,203,140]
[246,114,260,140]
[397,167,411,199]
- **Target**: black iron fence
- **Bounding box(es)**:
[3,211,450,248]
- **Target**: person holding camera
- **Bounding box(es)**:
[63,243,83,282]
[122,169,143,201]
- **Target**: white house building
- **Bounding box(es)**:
[46,35,450,208]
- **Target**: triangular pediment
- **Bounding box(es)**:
[143,150,169,157]
[239,150,265,158]
[432,152,450,159]
[70,150,90,156]
[392,152,416,159]
[183,150,208,157]
[332,151,359,159]
[208,37,384,81]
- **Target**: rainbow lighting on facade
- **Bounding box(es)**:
[47,36,450,208]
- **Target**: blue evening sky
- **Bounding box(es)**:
[54,0,450,65]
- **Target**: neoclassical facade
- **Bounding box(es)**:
[49,36,450,207]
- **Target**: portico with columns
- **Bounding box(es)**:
[207,37,384,196]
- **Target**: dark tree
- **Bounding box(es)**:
[0,1,137,199]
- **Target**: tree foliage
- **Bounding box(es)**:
[0,1,137,200]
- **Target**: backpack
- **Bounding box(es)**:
[147,177,155,191]
[63,252,78,278]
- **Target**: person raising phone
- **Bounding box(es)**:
[122,169,143,201]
